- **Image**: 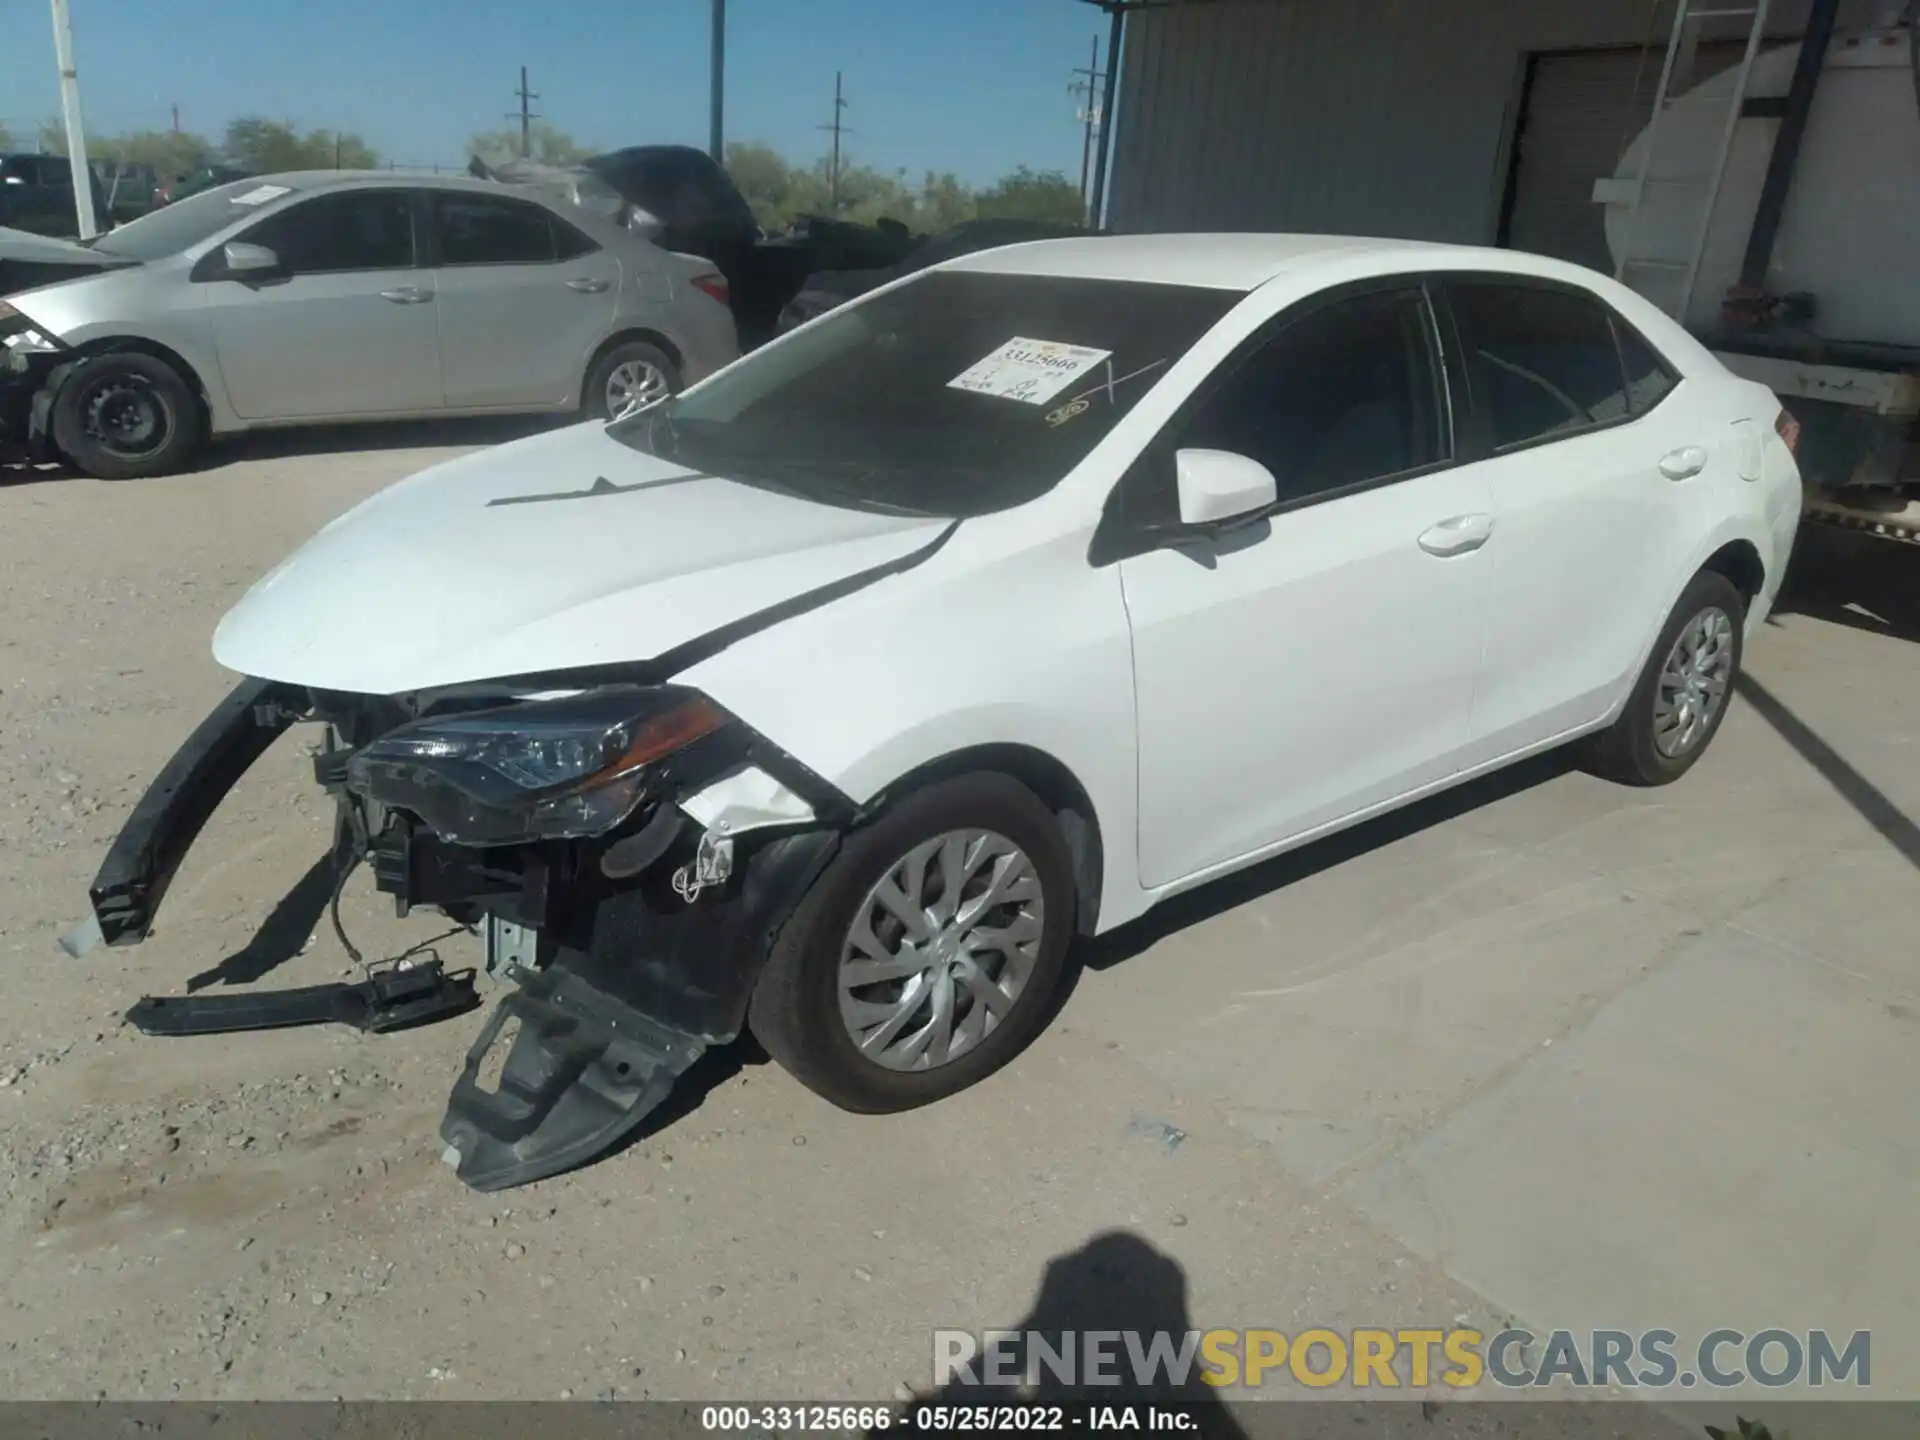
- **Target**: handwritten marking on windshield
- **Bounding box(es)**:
[1043,357,1173,428]
[487,472,707,508]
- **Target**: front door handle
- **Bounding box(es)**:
[378,286,433,304]
[566,277,611,293]
[1659,446,1708,480]
[1418,513,1495,557]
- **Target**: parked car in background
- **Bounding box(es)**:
[0,171,737,478]
[154,165,256,206]
[95,160,161,223]
[776,218,1089,333]
[82,235,1801,1190]
[0,154,113,238]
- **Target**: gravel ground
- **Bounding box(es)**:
[0,423,1911,1434]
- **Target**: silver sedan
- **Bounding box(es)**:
[0,171,739,478]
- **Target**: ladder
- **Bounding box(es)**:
[1608,0,1775,322]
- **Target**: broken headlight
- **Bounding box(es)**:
[346,686,727,846]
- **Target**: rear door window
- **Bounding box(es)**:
[242,190,416,274]
[432,192,558,265]
[1448,280,1642,451]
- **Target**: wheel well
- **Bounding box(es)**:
[70,337,212,427]
[863,745,1106,937]
[1701,539,1765,608]
[581,328,685,405]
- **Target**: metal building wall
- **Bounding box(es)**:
[1105,0,1876,241]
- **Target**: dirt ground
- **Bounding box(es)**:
[0,422,1915,1429]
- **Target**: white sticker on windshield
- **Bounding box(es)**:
[229,184,293,207]
[947,336,1112,406]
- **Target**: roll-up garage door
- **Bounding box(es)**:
[1502,42,1748,275]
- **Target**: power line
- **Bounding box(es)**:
[508,65,540,159]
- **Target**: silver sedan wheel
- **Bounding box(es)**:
[837,829,1046,1072]
[1652,605,1735,758]
[604,359,671,419]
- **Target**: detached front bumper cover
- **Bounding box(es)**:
[78,676,304,953]
[73,672,852,1192]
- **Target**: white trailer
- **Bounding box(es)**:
[1594,0,1920,545]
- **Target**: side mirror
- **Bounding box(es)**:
[221,241,281,276]
[1175,448,1278,528]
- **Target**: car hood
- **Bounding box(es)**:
[0,226,136,298]
[212,421,954,695]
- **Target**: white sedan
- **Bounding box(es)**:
[81,234,1803,1190]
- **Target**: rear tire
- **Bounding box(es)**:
[1581,569,1746,787]
[748,773,1075,1114]
[583,340,680,421]
[51,352,203,480]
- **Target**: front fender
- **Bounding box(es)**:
[679,520,1154,932]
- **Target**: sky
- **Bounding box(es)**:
[0,0,1113,186]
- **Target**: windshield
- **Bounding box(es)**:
[611,269,1236,517]
[88,179,274,260]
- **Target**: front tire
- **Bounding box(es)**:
[1581,569,1746,786]
[51,352,204,479]
[748,773,1076,1113]
[583,340,680,421]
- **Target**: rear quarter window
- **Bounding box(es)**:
[1449,279,1656,452]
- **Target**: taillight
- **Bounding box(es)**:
[1775,408,1801,454]
[691,273,729,307]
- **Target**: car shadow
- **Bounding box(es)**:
[1772,524,1920,644]
[206,413,569,467]
[184,852,338,993]
[1067,750,1575,985]
[4,414,567,486]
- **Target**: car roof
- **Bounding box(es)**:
[240,170,533,197]
[941,232,1599,293]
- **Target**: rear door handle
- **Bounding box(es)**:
[1659,446,1708,480]
[379,286,433,304]
[1418,513,1495,557]
[566,277,611,293]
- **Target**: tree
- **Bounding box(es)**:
[973,166,1085,226]
[222,116,378,172]
[467,123,591,167]
[915,171,975,232]
[725,140,802,230]
[92,130,215,180]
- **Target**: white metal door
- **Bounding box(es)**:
[1117,285,1492,889]
[1123,470,1495,889]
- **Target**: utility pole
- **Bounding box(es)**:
[818,71,850,214]
[1087,4,1123,231]
[1069,35,1106,227]
[508,66,540,159]
[170,102,180,134]
[708,0,726,162]
[48,0,98,238]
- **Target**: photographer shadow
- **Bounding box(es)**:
[885,1231,1249,1439]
